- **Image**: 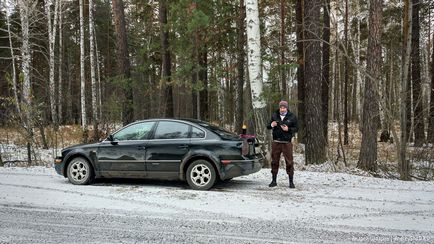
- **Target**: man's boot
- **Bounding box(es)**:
[269,174,277,187]
[289,177,295,189]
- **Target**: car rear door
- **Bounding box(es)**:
[145,121,190,179]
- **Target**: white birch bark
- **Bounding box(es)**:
[79,0,87,132]
[18,0,35,132]
[89,0,98,127]
[6,8,21,116]
[246,0,264,109]
[45,0,59,124]
[245,0,267,142]
[58,0,63,123]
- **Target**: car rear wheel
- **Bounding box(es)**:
[186,160,216,190]
[67,157,94,185]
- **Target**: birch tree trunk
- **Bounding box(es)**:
[358,0,383,172]
[58,0,63,124]
[80,0,88,140]
[19,0,33,133]
[246,0,267,143]
[89,0,98,140]
[45,0,59,125]
[18,0,35,165]
[6,8,21,116]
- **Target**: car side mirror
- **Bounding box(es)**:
[107,134,118,145]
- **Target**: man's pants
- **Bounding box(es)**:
[270,141,294,178]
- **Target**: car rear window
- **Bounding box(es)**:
[196,122,239,140]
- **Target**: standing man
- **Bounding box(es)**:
[266,100,298,188]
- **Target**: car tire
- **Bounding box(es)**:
[66,157,94,185]
[186,160,216,190]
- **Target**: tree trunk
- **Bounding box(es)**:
[304,0,326,164]
[58,0,63,124]
[322,0,330,140]
[343,0,349,145]
[235,0,245,134]
[411,0,425,146]
[399,0,412,180]
[246,0,267,143]
[358,0,383,172]
[199,48,208,121]
[79,0,88,141]
[429,30,434,143]
[18,0,34,165]
[280,0,287,98]
[89,0,98,140]
[355,1,362,122]
[19,0,33,136]
[159,0,174,118]
[45,0,59,125]
[112,0,134,125]
[296,0,305,143]
[6,8,21,117]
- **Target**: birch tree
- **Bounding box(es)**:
[245,0,267,142]
[45,0,59,125]
[17,0,36,164]
[6,4,20,116]
[79,0,88,140]
[58,0,63,124]
[399,0,412,180]
[89,0,98,139]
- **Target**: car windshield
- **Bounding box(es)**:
[194,121,239,140]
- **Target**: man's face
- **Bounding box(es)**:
[279,106,287,114]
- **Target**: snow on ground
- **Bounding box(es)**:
[0,166,433,243]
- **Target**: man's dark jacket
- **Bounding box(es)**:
[266,110,298,142]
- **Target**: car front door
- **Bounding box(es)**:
[145,121,191,179]
[97,121,156,178]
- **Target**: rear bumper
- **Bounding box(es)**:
[220,155,264,180]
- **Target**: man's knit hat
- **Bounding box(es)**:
[279,100,288,109]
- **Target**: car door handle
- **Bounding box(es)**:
[137,146,146,150]
[178,145,189,149]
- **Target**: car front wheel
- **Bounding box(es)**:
[186,160,216,190]
[67,157,94,185]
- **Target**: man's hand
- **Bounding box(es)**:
[271,121,278,127]
[281,124,288,131]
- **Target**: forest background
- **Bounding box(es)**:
[0,0,433,180]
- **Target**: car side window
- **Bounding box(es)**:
[153,121,189,139]
[191,126,205,138]
[113,122,155,141]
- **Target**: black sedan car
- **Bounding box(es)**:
[54,118,264,190]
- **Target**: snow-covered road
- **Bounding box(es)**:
[0,167,433,243]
